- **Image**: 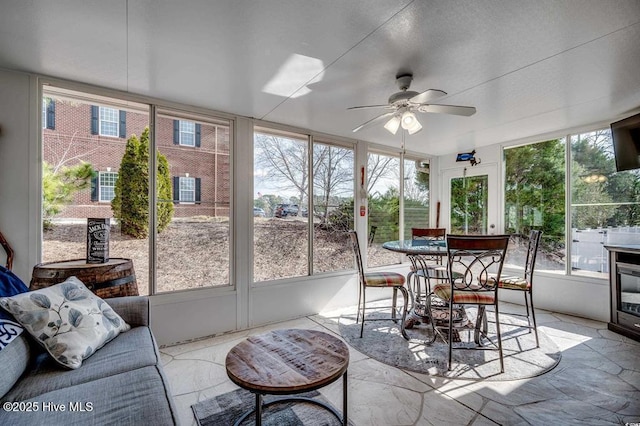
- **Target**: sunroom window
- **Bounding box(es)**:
[570,129,640,278]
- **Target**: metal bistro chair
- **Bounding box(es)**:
[406,228,447,306]
[431,234,510,372]
[498,230,543,347]
[349,230,409,340]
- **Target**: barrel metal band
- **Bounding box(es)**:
[86,274,136,290]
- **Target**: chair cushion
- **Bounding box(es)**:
[415,267,448,279]
[363,272,405,287]
[433,283,496,304]
[499,276,530,290]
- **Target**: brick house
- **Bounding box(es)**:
[42,93,230,220]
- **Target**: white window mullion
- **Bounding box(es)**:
[99,106,119,137]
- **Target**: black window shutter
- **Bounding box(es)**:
[195,178,201,204]
[91,174,99,201]
[46,100,56,130]
[173,120,180,145]
[90,106,99,135]
[195,124,201,147]
[173,177,180,203]
[119,110,126,138]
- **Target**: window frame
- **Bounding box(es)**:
[42,98,48,129]
[98,171,118,202]
[41,80,236,297]
[99,106,119,137]
[311,139,356,275]
[179,120,196,147]
[500,121,640,279]
[179,176,196,204]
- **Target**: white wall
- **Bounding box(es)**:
[0,70,37,281]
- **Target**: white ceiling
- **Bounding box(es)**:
[1,0,639,156]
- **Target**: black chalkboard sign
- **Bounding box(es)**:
[86,218,110,264]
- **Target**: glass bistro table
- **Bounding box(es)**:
[382,239,447,313]
[382,239,473,344]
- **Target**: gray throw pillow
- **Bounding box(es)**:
[0,276,130,369]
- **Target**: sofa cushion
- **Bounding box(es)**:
[0,334,30,399]
[0,277,130,369]
[0,365,178,426]
[1,326,159,402]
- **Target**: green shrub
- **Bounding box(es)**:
[112,127,173,238]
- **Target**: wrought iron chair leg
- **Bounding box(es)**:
[448,300,454,371]
[482,306,488,334]
[408,275,417,313]
[359,287,366,338]
[356,283,362,324]
[474,305,486,345]
[399,286,410,340]
[422,293,438,345]
[414,274,422,311]
[528,290,539,348]
[392,287,398,321]
[524,291,532,331]
[495,302,504,373]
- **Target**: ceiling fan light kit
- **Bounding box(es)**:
[383,115,401,134]
[401,110,416,126]
[406,120,422,135]
[400,110,423,134]
[349,73,476,135]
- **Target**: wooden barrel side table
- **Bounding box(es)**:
[225,328,349,426]
[30,258,138,299]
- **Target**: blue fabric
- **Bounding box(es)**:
[0,265,29,351]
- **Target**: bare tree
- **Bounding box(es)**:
[367,153,396,195]
[254,133,309,205]
[42,127,99,228]
[313,144,353,221]
[44,129,100,173]
[403,160,429,204]
[255,136,402,220]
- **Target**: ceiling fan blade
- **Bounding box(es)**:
[417,104,476,116]
[347,104,392,110]
[352,112,395,132]
[409,89,447,104]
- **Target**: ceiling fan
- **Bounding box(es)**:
[348,73,476,135]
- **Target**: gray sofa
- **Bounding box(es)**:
[0,296,179,425]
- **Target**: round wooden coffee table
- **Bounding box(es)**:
[225,328,349,426]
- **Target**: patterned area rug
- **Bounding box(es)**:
[338,308,561,381]
[192,389,352,426]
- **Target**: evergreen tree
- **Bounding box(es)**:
[504,139,565,241]
[112,127,173,238]
[368,187,400,242]
[157,152,173,232]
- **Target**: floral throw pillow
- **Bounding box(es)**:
[0,276,130,369]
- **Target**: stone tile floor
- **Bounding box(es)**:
[160,301,640,425]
